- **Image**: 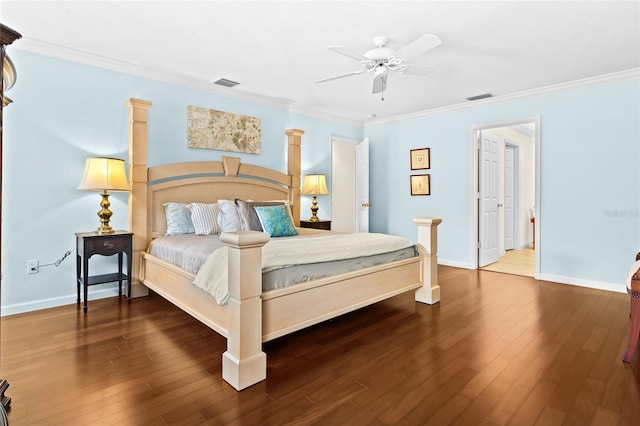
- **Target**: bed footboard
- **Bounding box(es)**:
[222,217,442,390]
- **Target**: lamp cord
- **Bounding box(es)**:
[39,249,75,269]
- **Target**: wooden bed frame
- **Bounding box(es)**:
[126,98,443,390]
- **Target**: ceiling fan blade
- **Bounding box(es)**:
[328,46,368,62]
[372,75,387,94]
[315,69,367,83]
[395,34,442,61]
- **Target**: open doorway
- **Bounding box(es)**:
[471,118,540,278]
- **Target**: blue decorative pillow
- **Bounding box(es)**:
[254,205,298,237]
[163,202,195,235]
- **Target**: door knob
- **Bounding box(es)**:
[497,203,504,207]
[361,203,371,207]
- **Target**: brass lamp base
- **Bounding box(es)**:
[308,195,320,222]
[96,190,115,234]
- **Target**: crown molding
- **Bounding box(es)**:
[14,38,297,110]
[14,38,365,127]
[365,68,640,127]
[287,103,363,127]
[14,38,639,130]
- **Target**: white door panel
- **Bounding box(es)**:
[504,145,515,250]
[479,132,501,267]
[331,137,369,233]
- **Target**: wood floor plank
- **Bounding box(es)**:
[1,266,638,424]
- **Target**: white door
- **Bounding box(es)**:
[504,145,515,250]
[355,138,370,232]
[331,137,370,233]
[479,131,501,266]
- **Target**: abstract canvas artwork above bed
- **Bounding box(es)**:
[187,105,261,154]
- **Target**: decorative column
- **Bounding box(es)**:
[285,129,303,226]
[413,217,443,305]
[126,98,152,298]
[0,22,22,419]
[221,231,270,390]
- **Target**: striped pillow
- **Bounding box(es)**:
[186,203,222,235]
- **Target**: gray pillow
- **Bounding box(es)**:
[217,200,243,232]
[235,199,287,231]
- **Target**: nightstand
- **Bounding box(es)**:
[76,230,133,313]
[300,219,331,231]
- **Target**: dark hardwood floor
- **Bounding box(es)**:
[1,266,639,425]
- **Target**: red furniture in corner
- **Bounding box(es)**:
[623,253,640,363]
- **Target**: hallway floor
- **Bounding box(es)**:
[481,248,535,277]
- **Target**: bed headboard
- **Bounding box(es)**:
[147,157,293,238]
[126,98,304,287]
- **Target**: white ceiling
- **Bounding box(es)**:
[2,1,639,125]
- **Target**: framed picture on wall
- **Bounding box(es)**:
[410,174,430,196]
[410,148,430,170]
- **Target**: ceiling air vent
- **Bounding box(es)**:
[213,78,239,88]
[466,93,493,101]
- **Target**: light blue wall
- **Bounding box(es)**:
[3,49,637,314]
[2,50,361,314]
[365,78,640,291]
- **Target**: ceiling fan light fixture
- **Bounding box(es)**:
[364,46,396,60]
[374,66,388,77]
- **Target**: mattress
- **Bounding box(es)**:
[149,231,418,303]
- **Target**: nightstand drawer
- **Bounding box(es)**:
[86,236,130,254]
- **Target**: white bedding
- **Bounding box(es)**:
[193,232,416,305]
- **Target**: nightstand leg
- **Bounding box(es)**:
[83,256,89,313]
[117,252,123,297]
[76,254,81,305]
[126,251,132,303]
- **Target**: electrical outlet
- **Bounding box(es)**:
[27,259,39,274]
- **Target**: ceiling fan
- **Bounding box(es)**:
[315,34,442,95]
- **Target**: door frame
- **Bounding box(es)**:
[470,116,541,279]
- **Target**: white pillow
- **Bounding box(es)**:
[186,203,222,235]
[162,202,195,236]
[217,200,243,232]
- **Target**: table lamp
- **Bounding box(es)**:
[78,157,129,234]
[301,174,329,221]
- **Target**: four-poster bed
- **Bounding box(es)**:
[126,98,442,390]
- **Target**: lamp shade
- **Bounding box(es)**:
[78,157,129,191]
[301,174,329,196]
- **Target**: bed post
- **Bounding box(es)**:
[414,217,443,304]
[221,231,271,390]
[127,98,152,298]
[285,129,303,226]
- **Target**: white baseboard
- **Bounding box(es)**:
[438,260,626,295]
[539,273,626,294]
[438,259,475,269]
[2,285,120,316]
